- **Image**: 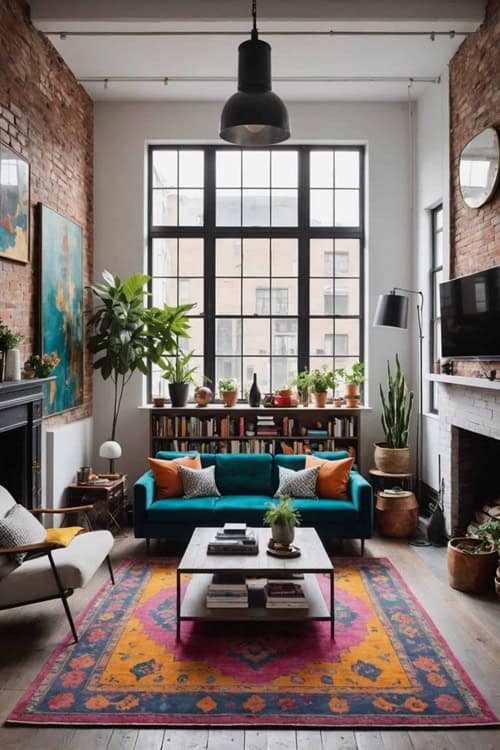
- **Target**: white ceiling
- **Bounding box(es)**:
[30,0,485,102]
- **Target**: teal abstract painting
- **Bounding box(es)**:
[0,142,29,262]
[40,204,83,415]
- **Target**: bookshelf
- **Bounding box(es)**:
[146,404,366,472]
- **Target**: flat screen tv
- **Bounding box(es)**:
[440,265,500,359]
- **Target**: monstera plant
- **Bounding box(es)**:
[87,271,193,440]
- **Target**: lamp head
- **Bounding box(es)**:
[373,291,409,329]
[99,441,122,460]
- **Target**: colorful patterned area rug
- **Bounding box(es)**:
[8,557,498,727]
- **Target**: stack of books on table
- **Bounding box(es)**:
[207,523,259,555]
[264,581,309,609]
[206,573,248,609]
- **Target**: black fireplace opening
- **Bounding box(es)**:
[0,424,29,507]
[456,427,500,534]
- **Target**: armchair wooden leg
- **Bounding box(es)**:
[48,551,78,643]
[360,539,365,557]
[106,555,115,585]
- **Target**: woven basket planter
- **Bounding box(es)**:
[374,443,410,474]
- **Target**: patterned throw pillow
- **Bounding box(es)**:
[274,465,320,499]
[177,464,221,499]
[0,503,46,567]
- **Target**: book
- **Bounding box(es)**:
[222,523,247,534]
[265,600,309,609]
[206,601,249,609]
[264,582,305,598]
[207,541,259,555]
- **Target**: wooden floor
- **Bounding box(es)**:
[0,534,498,750]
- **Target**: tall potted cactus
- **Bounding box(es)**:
[375,354,414,474]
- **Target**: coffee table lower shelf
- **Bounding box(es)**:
[178,573,333,637]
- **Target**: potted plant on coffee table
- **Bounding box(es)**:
[264,496,301,547]
[448,519,500,594]
[339,362,365,407]
[160,348,198,407]
[219,378,238,407]
[375,354,414,473]
[308,366,338,408]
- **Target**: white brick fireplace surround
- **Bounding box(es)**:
[429,375,500,536]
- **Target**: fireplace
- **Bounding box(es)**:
[0,379,48,508]
[454,427,500,534]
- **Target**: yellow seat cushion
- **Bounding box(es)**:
[45,527,85,547]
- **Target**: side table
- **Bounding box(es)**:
[66,474,128,532]
[369,468,415,493]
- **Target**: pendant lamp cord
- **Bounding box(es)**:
[252,0,258,39]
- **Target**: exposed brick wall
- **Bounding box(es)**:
[449,0,500,376]
[0,0,93,424]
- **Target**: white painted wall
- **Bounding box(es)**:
[43,417,93,525]
[93,99,413,483]
[414,72,450,490]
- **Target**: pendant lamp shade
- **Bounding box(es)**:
[220,6,290,146]
[373,292,409,329]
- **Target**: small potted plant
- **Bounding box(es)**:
[339,362,365,407]
[264,496,301,547]
[291,370,310,407]
[375,354,414,473]
[0,319,23,382]
[308,366,338,408]
[448,519,500,594]
[160,349,197,407]
[24,352,60,379]
[218,378,238,407]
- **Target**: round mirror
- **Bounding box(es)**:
[459,127,499,208]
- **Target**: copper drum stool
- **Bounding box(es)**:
[376,489,418,538]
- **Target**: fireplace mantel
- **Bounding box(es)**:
[427,374,500,391]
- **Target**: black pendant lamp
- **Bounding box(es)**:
[220,0,290,146]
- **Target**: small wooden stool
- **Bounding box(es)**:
[376,490,418,538]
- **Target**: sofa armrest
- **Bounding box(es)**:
[134,470,155,529]
[349,472,374,523]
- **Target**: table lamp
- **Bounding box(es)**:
[99,440,122,475]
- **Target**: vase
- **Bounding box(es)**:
[248,372,261,407]
[271,522,295,547]
[5,349,21,381]
[222,390,238,407]
[169,382,189,407]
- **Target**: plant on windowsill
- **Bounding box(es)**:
[87,270,194,439]
[218,378,238,407]
[338,362,365,407]
[264,496,301,547]
[290,370,310,406]
[307,366,339,408]
[448,519,500,594]
[375,354,414,474]
[160,348,198,407]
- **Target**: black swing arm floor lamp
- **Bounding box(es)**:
[373,287,424,502]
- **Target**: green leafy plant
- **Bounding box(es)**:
[264,496,301,528]
[308,366,339,393]
[290,369,310,395]
[24,352,60,377]
[87,270,193,440]
[218,378,238,393]
[339,362,365,385]
[0,319,23,351]
[379,354,414,449]
[160,349,198,385]
[470,519,500,553]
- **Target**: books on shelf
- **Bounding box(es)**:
[264,581,309,609]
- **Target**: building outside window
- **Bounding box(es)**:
[148,146,364,398]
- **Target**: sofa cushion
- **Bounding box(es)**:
[155,451,216,469]
[215,454,273,495]
[146,496,219,524]
[0,503,46,566]
[178,464,221,498]
[0,486,16,520]
[213,495,273,526]
[306,455,354,500]
[149,455,202,499]
[274,452,350,494]
[274,465,320,498]
[291,498,359,524]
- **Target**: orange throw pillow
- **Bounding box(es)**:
[148,455,202,499]
[305,455,354,500]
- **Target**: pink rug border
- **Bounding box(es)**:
[7,555,499,728]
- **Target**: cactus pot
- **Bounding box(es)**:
[374,442,410,473]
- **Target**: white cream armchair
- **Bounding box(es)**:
[0,486,114,642]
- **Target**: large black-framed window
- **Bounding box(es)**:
[429,204,443,413]
[148,145,365,400]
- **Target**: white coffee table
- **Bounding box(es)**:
[176,527,334,639]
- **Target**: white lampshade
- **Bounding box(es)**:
[99,441,122,460]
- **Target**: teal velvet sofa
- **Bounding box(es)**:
[134,451,373,554]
